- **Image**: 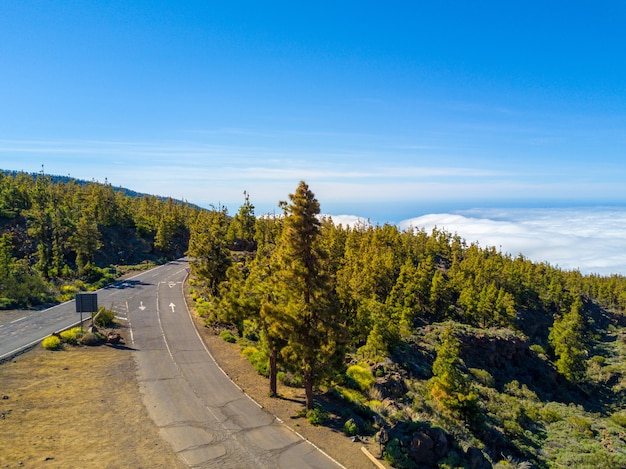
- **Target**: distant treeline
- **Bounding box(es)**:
[0,170,206,308]
[1,169,189,201]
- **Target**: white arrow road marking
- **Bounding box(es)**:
[139,301,146,311]
[169,303,176,313]
[168,282,176,288]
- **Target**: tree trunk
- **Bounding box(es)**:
[263,319,278,397]
[303,359,314,410]
[269,344,277,397]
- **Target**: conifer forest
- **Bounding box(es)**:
[2,171,626,468]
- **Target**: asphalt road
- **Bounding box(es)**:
[0,265,160,361]
[1,260,343,468]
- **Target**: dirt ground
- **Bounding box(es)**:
[0,341,187,469]
[0,312,388,468]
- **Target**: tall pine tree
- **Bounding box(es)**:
[272,181,345,409]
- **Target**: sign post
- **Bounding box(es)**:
[75,293,98,330]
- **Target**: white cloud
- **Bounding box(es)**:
[399,208,626,276]
[324,214,370,228]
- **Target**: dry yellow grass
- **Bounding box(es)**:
[0,343,186,469]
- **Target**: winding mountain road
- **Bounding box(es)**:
[0,260,343,468]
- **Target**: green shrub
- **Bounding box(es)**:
[610,411,626,428]
[383,438,412,469]
[469,367,495,387]
[42,335,61,350]
[503,418,525,438]
[343,418,359,436]
[589,355,607,366]
[540,404,562,423]
[58,284,80,302]
[195,297,213,318]
[346,364,375,392]
[241,346,269,377]
[60,327,80,345]
[335,386,368,406]
[93,307,115,327]
[219,330,237,343]
[530,344,546,355]
[241,345,258,358]
[306,406,328,426]
[567,416,594,437]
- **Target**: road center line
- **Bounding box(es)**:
[11,316,27,324]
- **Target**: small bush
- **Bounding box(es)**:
[60,328,78,344]
[610,411,626,428]
[195,297,214,318]
[469,367,495,387]
[58,284,80,302]
[93,307,115,327]
[241,345,258,359]
[384,438,412,469]
[219,330,237,343]
[589,355,607,365]
[346,364,375,392]
[42,335,61,350]
[567,416,594,437]
[438,451,465,469]
[503,418,525,438]
[343,418,359,436]
[530,344,546,355]
[368,399,382,411]
[241,346,269,377]
[306,406,328,426]
[539,405,562,423]
[336,386,368,406]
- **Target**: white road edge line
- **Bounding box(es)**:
[1,260,181,363]
[0,318,85,362]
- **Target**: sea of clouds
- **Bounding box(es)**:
[329,207,626,276]
[397,207,626,276]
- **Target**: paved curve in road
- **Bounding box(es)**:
[129,259,344,468]
[0,260,344,468]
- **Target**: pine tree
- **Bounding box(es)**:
[429,269,452,320]
[549,296,587,382]
[430,325,477,418]
[187,207,231,296]
[71,209,102,276]
[272,181,346,409]
[227,191,257,251]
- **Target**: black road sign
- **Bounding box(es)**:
[75,293,98,313]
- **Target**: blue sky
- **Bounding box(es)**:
[1,2,625,273]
